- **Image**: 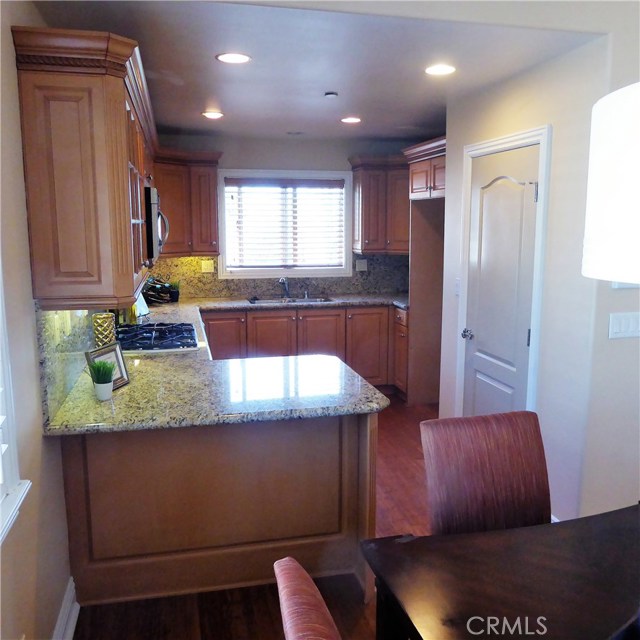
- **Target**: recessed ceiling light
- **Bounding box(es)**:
[341,116,361,124]
[202,110,224,119]
[216,52,251,64]
[425,63,456,76]
[324,91,339,99]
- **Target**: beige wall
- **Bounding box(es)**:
[0,2,71,639]
[159,132,415,170]
[442,33,639,519]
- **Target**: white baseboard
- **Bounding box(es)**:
[52,577,80,640]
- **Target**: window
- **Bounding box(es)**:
[218,170,352,278]
[0,277,31,545]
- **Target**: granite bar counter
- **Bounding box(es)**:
[48,354,388,434]
[52,301,389,604]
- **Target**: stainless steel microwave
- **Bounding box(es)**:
[144,186,169,265]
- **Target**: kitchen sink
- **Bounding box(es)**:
[247,296,332,304]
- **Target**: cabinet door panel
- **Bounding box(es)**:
[153,162,191,255]
[430,156,446,198]
[247,310,297,357]
[353,169,387,252]
[393,321,409,393]
[190,165,218,255]
[203,312,247,360]
[346,307,389,385]
[409,159,432,199]
[385,169,410,254]
[297,309,346,360]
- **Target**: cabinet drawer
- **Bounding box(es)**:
[393,308,408,327]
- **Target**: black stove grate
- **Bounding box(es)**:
[116,322,198,351]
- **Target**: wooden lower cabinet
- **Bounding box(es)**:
[391,311,409,393]
[345,307,389,385]
[202,311,247,359]
[61,413,378,604]
[203,306,387,384]
[297,309,346,359]
[247,310,298,357]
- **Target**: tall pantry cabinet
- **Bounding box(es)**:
[12,27,158,310]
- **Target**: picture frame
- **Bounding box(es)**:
[85,342,130,390]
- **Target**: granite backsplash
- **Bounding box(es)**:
[150,254,409,299]
[36,309,94,425]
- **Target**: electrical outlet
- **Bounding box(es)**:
[608,312,640,339]
[355,259,367,272]
[201,259,214,273]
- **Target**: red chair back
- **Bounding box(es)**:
[274,556,341,640]
[420,411,551,535]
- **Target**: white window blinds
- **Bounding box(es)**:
[223,177,346,270]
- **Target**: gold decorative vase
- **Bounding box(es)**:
[92,312,116,347]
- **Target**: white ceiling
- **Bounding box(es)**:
[34,1,595,142]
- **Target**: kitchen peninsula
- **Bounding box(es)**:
[47,300,389,605]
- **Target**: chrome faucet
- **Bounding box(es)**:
[278,277,291,298]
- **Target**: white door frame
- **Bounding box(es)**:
[454,125,552,415]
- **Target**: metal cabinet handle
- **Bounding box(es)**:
[348,314,352,319]
[240,318,245,323]
[158,210,170,246]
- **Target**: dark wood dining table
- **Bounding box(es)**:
[361,505,639,640]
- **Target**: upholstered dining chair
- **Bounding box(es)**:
[419,411,551,535]
[274,556,342,640]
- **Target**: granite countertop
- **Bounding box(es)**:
[46,294,397,435]
[195,292,409,312]
[47,354,389,435]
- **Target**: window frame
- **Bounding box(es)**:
[0,275,31,545]
[217,169,353,279]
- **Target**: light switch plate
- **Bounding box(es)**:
[355,259,367,272]
[201,259,214,273]
[608,312,640,339]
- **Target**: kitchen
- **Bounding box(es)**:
[1,2,639,639]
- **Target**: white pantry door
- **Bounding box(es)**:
[463,144,539,416]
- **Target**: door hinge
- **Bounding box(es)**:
[527,329,531,347]
[533,182,539,203]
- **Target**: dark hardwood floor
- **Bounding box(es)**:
[73,394,437,640]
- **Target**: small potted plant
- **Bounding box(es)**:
[169,280,181,303]
[88,360,117,401]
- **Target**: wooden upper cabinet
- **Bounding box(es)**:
[349,156,409,255]
[153,149,222,258]
[403,137,446,200]
[385,169,410,253]
[190,165,219,254]
[153,162,192,255]
[12,26,158,310]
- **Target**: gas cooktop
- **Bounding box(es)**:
[116,322,199,352]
